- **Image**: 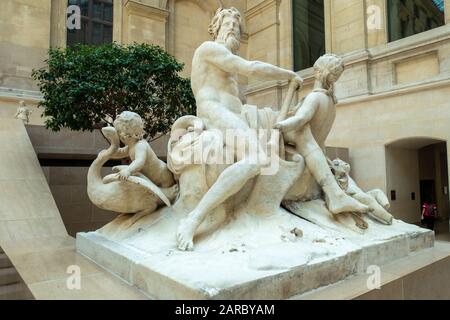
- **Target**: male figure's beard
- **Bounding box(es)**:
[225,33,240,54]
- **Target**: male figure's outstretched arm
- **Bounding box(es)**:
[200,42,302,83]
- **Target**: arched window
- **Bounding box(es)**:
[292,0,325,71]
[67,0,113,46]
[388,0,445,42]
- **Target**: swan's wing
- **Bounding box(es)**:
[127,176,172,207]
[101,173,172,207]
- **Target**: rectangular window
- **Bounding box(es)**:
[292,0,325,71]
[67,0,113,46]
[388,0,445,42]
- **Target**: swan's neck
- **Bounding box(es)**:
[88,152,112,187]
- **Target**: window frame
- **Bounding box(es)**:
[291,0,326,72]
[67,0,114,47]
[386,0,446,43]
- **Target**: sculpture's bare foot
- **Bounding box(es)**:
[176,217,197,251]
[327,193,370,215]
[353,191,393,225]
[368,189,391,210]
[163,184,179,202]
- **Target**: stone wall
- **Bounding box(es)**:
[386,147,421,223]
[41,166,116,237]
[0,0,51,91]
[26,125,169,237]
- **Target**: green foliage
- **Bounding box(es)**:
[32,43,196,138]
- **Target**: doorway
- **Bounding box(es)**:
[385,138,449,240]
[420,180,436,206]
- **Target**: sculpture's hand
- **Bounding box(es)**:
[292,75,304,90]
[117,168,131,181]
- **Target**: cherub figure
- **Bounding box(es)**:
[329,158,393,225]
[110,111,176,190]
[14,100,32,124]
[275,54,369,216]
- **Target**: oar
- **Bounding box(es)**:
[275,79,301,159]
[277,80,301,124]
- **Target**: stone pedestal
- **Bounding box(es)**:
[76,201,434,300]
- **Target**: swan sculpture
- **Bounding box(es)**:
[87,126,177,219]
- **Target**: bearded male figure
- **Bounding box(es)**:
[176,7,303,251]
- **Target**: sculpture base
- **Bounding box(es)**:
[76,201,434,299]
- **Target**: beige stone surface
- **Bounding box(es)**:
[293,241,450,300]
[246,0,281,85]
[7,243,102,285]
[0,0,51,91]
[1,235,146,300]
[395,52,440,85]
[328,0,366,54]
[172,0,213,77]
[294,270,400,300]
[50,0,67,48]
[366,0,388,48]
[77,210,434,299]
[447,1,450,25]
[0,99,44,127]
[0,119,67,243]
[278,0,294,70]
[28,271,146,300]
[123,1,168,47]
[385,147,420,223]
[0,119,146,299]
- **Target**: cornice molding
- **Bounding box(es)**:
[337,77,450,106]
[245,0,280,20]
[369,24,450,61]
[124,0,169,21]
[0,87,42,103]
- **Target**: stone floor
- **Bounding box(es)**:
[1,236,147,299]
[293,241,450,300]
